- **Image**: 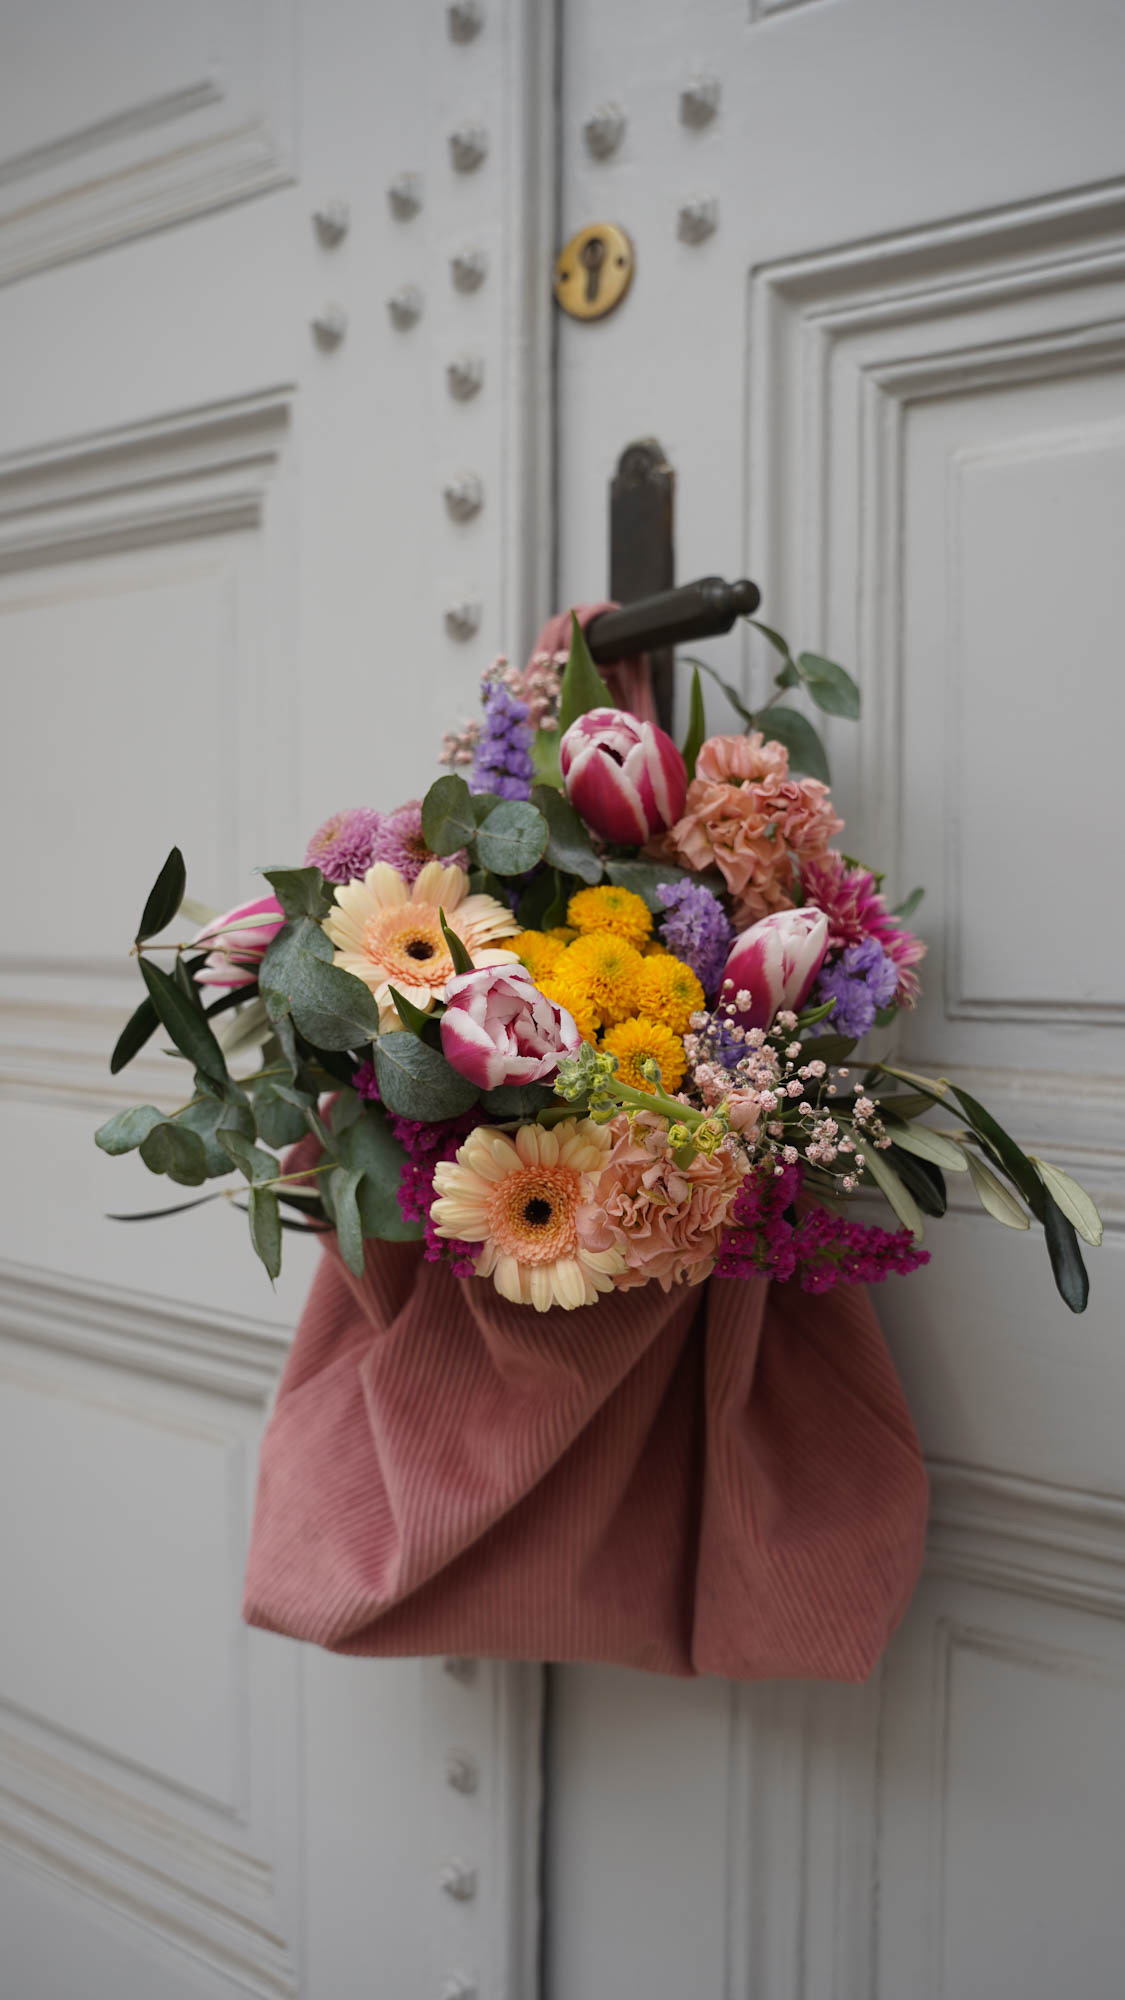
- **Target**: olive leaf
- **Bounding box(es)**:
[136,847,186,942]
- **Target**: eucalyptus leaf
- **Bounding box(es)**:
[796,652,861,720]
[329,1166,366,1276]
[1030,1156,1104,1248]
[136,846,186,943]
[860,1145,924,1242]
[110,994,160,1075]
[883,1119,969,1173]
[753,705,830,783]
[139,957,228,1085]
[95,1104,166,1156]
[260,919,381,1050]
[470,791,504,823]
[557,611,615,734]
[439,910,475,977]
[217,1129,279,1185]
[261,866,334,920]
[480,1081,558,1117]
[681,664,707,781]
[373,1032,480,1121]
[248,1185,282,1281]
[421,774,477,856]
[530,785,603,885]
[1043,1195,1089,1314]
[177,1094,256,1177]
[965,1149,1031,1231]
[337,1105,425,1241]
[139,1121,209,1187]
[747,619,793,661]
[684,655,754,730]
[474,800,549,876]
[247,1077,310,1150]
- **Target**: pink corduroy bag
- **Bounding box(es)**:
[243,1238,928,1681]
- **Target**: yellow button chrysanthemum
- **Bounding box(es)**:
[566,884,653,948]
[634,954,706,1035]
[601,1015,686,1094]
[561,932,644,1027]
[508,929,566,980]
[537,970,601,1042]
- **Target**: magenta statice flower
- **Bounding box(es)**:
[715,1159,929,1290]
[814,936,899,1040]
[305,807,383,884]
[470,679,534,801]
[348,1065,478,1272]
[656,880,733,999]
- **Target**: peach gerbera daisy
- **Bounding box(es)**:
[323,859,518,1030]
[430,1120,626,1311]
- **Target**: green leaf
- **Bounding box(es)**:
[139,957,228,1085]
[797,1033,857,1066]
[1042,1196,1089,1314]
[516,869,560,930]
[875,1090,946,1122]
[530,785,602,885]
[469,791,504,824]
[261,867,333,920]
[892,886,925,921]
[1030,1157,1104,1249]
[753,706,830,783]
[260,918,382,1050]
[139,1121,209,1187]
[95,1104,166,1156]
[373,1032,480,1121]
[530,728,563,789]
[439,908,476,978]
[861,1145,924,1242]
[796,997,838,1030]
[796,652,861,720]
[747,619,793,661]
[247,1077,311,1149]
[474,801,549,877]
[336,1104,424,1241]
[108,1192,227,1222]
[873,1063,950,1105]
[248,1186,282,1281]
[883,1119,969,1173]
[480,1081,558,1117]
[946,1086,1045,1220]
[216,1129,279,1184]
[177,1093,256,1177]
[603,858,722,916]
[557,610,616,734]
[965,1149,1031,1231]
[421,774,478,856]
[684,655,754,730]
[886,1145,947,1217]
[173,952,208,1016]
[328,1166,366,1276]
[110,994,160,1075]
[681,664,707,781]
[136,847,186,943]
[388,982,442,1036]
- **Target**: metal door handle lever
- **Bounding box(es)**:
[584,575,761,665]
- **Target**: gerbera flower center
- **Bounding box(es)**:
[487,1165,581,1264]
[362,908,455,989]
[405,938,435,960]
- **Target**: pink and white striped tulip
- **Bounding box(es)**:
[559,706,687,846]
[440,965,583,1091]
[721,907,830,1030]
[192,896,285,989]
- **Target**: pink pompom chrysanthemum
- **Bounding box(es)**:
[305,807,383,884]
[370,799,465,882]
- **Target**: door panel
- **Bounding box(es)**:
[548,3,1125,1993]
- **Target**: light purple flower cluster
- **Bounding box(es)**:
[814,936,899,1040]
[370,799,466,882]
[305,806,383,884]
[353,1062,478,1273]
[656,879,733,999]
[715,1160,929,1291]
[470,680,534,801]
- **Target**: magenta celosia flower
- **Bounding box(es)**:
[801,852,926,1006]
[305,807,383,884]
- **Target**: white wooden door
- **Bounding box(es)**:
[0,4,547,1994]
[546,2,1125,1996]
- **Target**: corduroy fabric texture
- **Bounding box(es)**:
[243,1238,928,1681]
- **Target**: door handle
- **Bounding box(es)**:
[584,575,761,664]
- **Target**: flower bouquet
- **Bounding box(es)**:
[94,609,1104,1679]
[98,613,1101,1318]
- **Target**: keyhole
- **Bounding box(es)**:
[581,235,606,303]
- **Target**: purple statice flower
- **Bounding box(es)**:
[305,807,383,884]
[370,798,465,882]
[656,880,734,1000]
[813,936,899,1040]
[470,679,534,801]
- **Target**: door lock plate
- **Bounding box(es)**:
[554,222,634,320]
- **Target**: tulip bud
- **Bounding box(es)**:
[440,965,582,1090]
[721,907,829,1030]
[559,707,687,846]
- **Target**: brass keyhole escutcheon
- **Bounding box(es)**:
[554,222,634,321]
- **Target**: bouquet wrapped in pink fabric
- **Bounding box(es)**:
[98,609,1102,1679]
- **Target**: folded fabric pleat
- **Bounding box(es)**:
[243,1239,928,1682]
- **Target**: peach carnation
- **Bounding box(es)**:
[694,731,790,786]
[582,1110,747,1293]
[665,731,844,927]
